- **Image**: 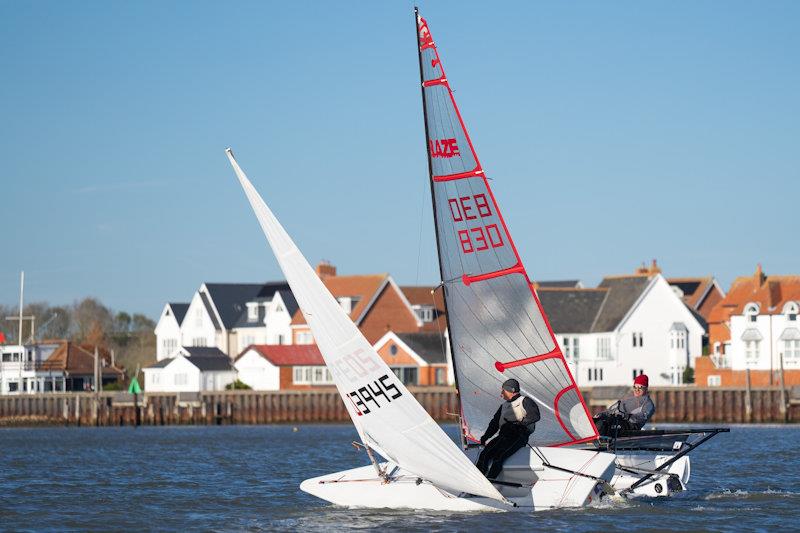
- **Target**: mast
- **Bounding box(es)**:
[413,7,467,447]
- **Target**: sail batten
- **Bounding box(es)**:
[416,12,598,447]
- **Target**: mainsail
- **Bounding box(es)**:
[415,10,598,447]
[226,149,506,503]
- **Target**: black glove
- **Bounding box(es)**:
[480,435,486,446]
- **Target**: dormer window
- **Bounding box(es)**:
[337,297,360,314]
[412,305,435,323]
[246,302,259,322]
[783,301,799,321]
[744,302,760,323]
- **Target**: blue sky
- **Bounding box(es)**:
[1,1,798,318]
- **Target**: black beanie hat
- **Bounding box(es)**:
[502,378,520,393]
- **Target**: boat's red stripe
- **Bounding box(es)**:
[462,263,524,287]
[493,347,561,373]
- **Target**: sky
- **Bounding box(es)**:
[1,1,798,319]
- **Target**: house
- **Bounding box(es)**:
[154,303,188,360]
[698,265,800,387]
[143,346,237,392]
[1,341,66,393]
[290,263,427,345]
[39,342,125,391]
[236,331,452,390]
[537,268,705,387]
[667,276,726,323]
[373,331,451,386]
[235,344,332,390]
[154,281,295,359]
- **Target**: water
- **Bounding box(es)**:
[0,424,797,531]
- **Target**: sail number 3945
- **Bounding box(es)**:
[448,193,505,254]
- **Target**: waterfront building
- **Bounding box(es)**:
[143,346,236,392]
[698,265,800,387]
[0,341,124,393]
[290,262,428,345]
[538,265,705,387]
[154,282,294,360]
[235,344,331,390]
[667,276,726,323]
[373,331,451,386]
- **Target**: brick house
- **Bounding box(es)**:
[698,265,800,387]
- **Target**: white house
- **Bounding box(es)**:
[538,273,705,387]
[154,282,296,360]
[234,344,331,390]
[0,341,64,394]
[154,303,189,361]
[728,300,800,372]
[143,347,237,392]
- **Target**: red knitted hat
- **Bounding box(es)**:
[633,374,649,387]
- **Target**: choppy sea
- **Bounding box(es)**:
[0,424,797,531]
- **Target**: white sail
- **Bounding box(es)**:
[226,149,506,503]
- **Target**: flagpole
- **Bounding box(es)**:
[18,271,24,393]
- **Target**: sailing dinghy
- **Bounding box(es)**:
[414,8,728,499]
[225,143,615,510]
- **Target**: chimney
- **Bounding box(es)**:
[754,263,765,288]
[316,261,337,279]
[649,259,661,275]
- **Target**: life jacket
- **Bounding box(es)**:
[499,395,528,430]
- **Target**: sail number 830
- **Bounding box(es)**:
[448,193,505,254]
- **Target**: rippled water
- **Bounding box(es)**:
[0,424,797,531]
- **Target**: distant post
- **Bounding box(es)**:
[128,366,142,427]
[745,368,753,423]
[779,353,787,422]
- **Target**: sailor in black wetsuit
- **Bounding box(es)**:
[476,378,540,481]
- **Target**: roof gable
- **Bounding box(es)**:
[168,303,190,326]
[202,282,291,329]
[291,274,387,325]
[592,275,652,332]
[709,271,800,322]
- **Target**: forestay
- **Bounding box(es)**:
[226,149,506,503]
[416,11,598,447]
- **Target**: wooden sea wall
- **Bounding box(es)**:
[0,386,797,427]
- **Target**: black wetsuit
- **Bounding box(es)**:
[476,394,540,480]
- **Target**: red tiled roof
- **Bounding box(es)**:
[708,268,800,323]
[667,276,714,309]
[291,274,387,326]
[40,342,125,376]
[401,286,448,333]
[244,344,324,366]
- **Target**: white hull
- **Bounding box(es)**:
[609,453,691,498]
[301,446,615,512]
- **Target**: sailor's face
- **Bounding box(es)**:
[633,385,646,397]
[501,389,515,400]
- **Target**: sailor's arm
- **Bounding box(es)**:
[629,397,655,427]
[480,406,502,444]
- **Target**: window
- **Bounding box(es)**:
[435,367,447,385]
[412,305,435,323]
[632,369,644,380]
[784,301,799,321]
[745,340,760,362]
[277,334,285,345]
[293,366,334,385]
[597,338,612,359]
[391,367,418,386]
[276,304,284,313]
[192,337,207,347]
[631,332,643,348]
[152,374,160,384]
[785,340,800,361]
[247,303,259,322]
[745,303,759,323]
[162,338,177,355]
[389,344,398,356]
[707,375,721,387]
[587,368,603,382]
[337,297,360,314]
[295,331,314,345]
[563,337,580,360]
[174,373,187,386]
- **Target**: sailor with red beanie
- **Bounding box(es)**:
[593,374,655,437]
